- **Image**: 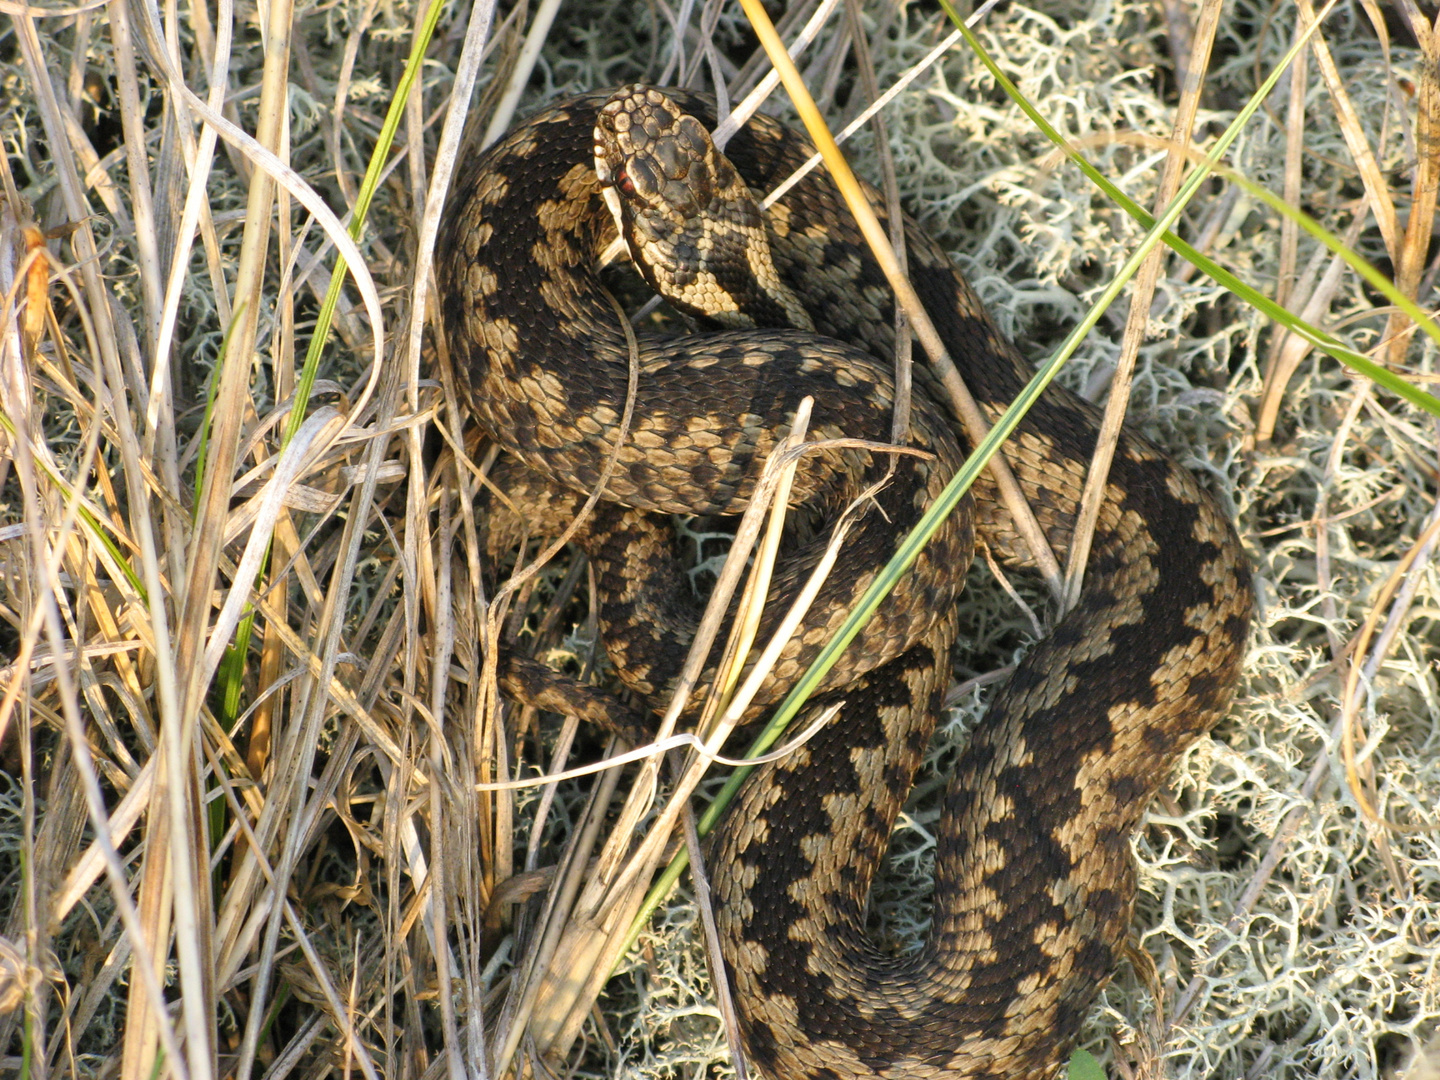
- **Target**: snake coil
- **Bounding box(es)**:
[439,86,1252,1080]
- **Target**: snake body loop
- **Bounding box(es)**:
[440,86,1252,1080]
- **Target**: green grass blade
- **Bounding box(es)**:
[937,0,1440,419]
[284,0,447,446]
[1067,1049,1108,1080]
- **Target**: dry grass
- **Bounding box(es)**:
[1,0,1439,1077]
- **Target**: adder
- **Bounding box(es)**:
[438,84,1252,1080]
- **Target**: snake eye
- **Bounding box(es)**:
[617,168,636,196]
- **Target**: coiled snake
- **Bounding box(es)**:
[439,86,1252,1080]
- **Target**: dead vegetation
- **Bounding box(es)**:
[0,0,1438,1077]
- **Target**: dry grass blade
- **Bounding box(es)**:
[697,398,814,730]
[1256,208,1371,445]
[498,406,818,1072]
[8,12,210,1075]
[1295,0,1398,256]
[1061,0,1222,609]
[487,286,645,1074]
[680,801,749,1080]
[1340,505,1440,831]
[736,0,1066,600]
[1378,4,1440,370]
[0,222,186,1078]
[1253,0,1408,445]
[711,0,844,148]
[482,0,566,149]
[843,0,912,443]
[1275,20,1309,313]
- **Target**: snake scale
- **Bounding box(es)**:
[439,86,1253,1079]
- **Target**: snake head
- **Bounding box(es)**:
[593,85,814,332]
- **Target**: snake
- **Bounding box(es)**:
[438,85,1253,1080]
